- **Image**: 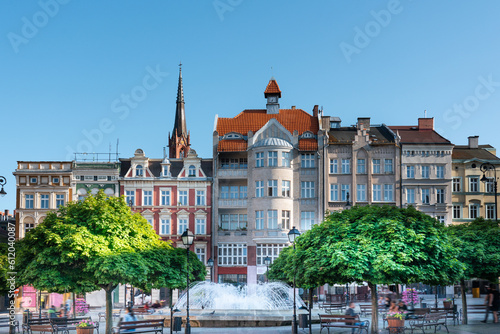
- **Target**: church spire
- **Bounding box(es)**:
[169,63,190,158]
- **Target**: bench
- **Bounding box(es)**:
[51,317,99,334]
[0,317,20,333]
[98,309,122,322]
[113,319,165,334]
[133,307,153,316]
[318,314,369,334]
[408,312,449,334]
[23,318,53,334]
[360,304,387,317]
[319,303,346,314]
[430,307,459,325]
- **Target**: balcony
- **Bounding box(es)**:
[218,198,248,208]
[217,168,248,178]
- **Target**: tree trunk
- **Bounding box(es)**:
[72,292,76,319]
[104,284,115,334]
[308,288,313,334]
[460,279,468,325]
[368,282,378,334]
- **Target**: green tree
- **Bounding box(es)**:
[271,205,464,334]
[448,218,500,324]
[16,191,205,334]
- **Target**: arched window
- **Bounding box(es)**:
[188,165,196,177]
[136,165,144,176]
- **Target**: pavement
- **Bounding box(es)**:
[1,294,498,333]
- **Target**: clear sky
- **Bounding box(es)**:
[1,0,500,211]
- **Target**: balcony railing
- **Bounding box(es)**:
[217,168,248,178]
[218,198,247,207]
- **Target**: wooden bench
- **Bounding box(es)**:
[319,303,346,314]
[430,307,459,325]
[408,312,449,334]
[318,314,369,334]
[360,304,386,317]
[113,319,165,334]
[24,318,53,334]
[133,307,153,316]
[98,309,122,322]
[0,317,20,333]
[51,317,99,334]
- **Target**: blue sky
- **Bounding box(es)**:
[1,0,500,211]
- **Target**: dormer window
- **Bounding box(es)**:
[225,133,242,140]
[302,132,314,139]
[188,165,196,177]
[136,165,144,176]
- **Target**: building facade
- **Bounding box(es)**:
[212,78,325,284]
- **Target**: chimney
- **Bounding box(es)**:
[357,117,370,131]
[312,105,319,117]
[291,106,296,110]
[468,136,479,149]
[5,210,9,217]
[418,117,434,130]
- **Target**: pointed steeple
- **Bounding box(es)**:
[169,63,190,158]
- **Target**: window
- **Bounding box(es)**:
[268,151,278,167]
[160,218,171,235]
[486,178,495,193]
[301,154,315,168]
[219,274,247,284]
[220,186,229,199]
[25,194,34,209]
[436,189,445,204]
[357,159,366,174]
[436,166,444,179]
[406,166,415,179]
[195,247,206,264]
[230,186,239,199]
[146,218,154,228]
[268,210,278,229]
[486,204,496,219]
[281,210,290,230]
[239,158,247,168]
[255,181,264,197]
[196,218,206,235]
[452,178,461,192]
[329,159,338,174]
[373,159,381,174]
[300,211,315,230]
[178,190,188,205]
[239,186,247,198]
[436,216,445,223]
[161,190,170,205]
[384,185,393,202]
[178,218,188,235]
[341,184,350,201]
[384,159,393,173]
[229,214,247,230]
[256,211,264,230]
[218,243,247,266]
[421,166,430,179]
[453,205,461,219]
[330,184,339,201]
[52,177,59,184]
[220,214,229,230]
[143,191,152,206]
[406,188,415,204]
[373,185,381,201]
[281,152,291,167]
[256,244,286,265]
[188,165,196,177]
[341,159,350,174]
[357,184,366,201]
[126,190,135,206]
[282,180,290,197]
[136,165,143,176]
[469,177,479,192]
[469,204,479,219]
[301,181,315,198]
[256,152,264,167]
[422,189,430,204]
[41,194,49,209]
[268,180,278,197]
[30,177,37,184]
[25,223,35,233]
[56,194,65,208]
[220,158,230,169]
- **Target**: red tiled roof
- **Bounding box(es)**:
[217,109,319,136]
[264,79,281,97]
[389,126,452,145]
[299,139,318,151]
[218,139,248,152]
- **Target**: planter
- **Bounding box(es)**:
[443,301,452,308]
[76,327,94,334]
[387,318,405,333]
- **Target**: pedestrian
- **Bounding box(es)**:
[345,302,367,333]
[48,305,57,318]
[482,285,493,323]
[488,284,499,323]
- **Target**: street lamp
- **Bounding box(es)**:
[207,257,214,282]
[480,162,498,221]
[0,176,6,197]
[288,226,300,334]
[181,229,194,334]
[344,192,350,305]
[264,256,271,283]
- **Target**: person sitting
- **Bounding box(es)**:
[48,305,57,318]
[388,300,399,313]
[151,300,162,309]
[345,302,367,333]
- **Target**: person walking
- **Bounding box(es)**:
[482,285,493,323]
[488,284,499,323]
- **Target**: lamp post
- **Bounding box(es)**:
[0,176,6,197]
[288,226,300,334]
[181,229,194,334]
[344,192,350,305]
[207,257,214,282]
[264,256,271,283]
[480,162,498,221]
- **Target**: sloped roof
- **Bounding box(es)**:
[264,79,281,97]
[390,126,452,145]
[299,138,318,151]
[452,146,500,161]
[328,126,395,144]
[218,139,248,152]
[119,159,213,178]
[216,109,319,136]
